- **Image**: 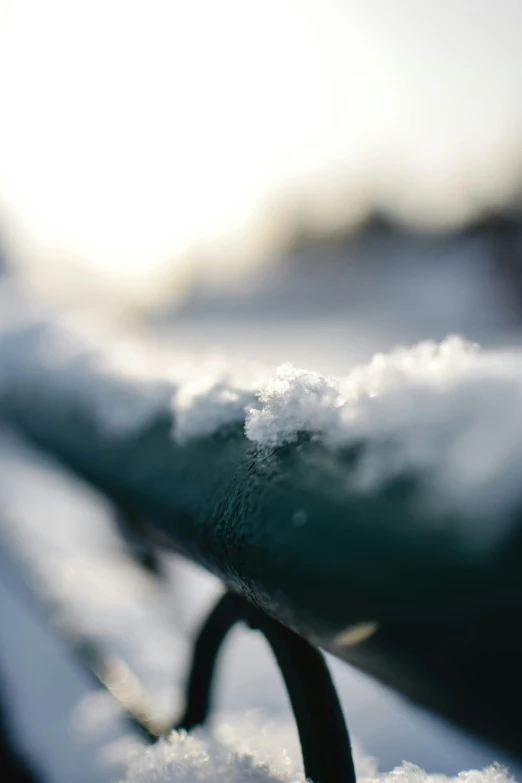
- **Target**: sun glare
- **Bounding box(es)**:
[0,0,522,308]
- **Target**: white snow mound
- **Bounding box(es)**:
[172,336,522,528]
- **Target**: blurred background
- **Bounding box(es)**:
[1,1,522,781]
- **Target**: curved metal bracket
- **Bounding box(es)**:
[175,592,357,783]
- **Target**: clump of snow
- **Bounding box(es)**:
[122,729,290,783]
[121,709,376,783]
[245,363,344,447]
[170,335,522,531]
[122,713,513,783]
[171,338,481,442]
[172,336,484,450]
[245,336,522,528]
[374,763,514,783]
[245,337,481,447]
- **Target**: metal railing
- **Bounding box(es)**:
[0,299,520,778]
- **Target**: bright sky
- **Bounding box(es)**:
[0,0,522,308]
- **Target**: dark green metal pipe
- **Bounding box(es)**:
[0,311,520,761]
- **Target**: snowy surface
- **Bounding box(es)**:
[244,337,481,447]
[119,710,376,783]
[123,727,510,783]
[3,284,522,535]
[171,335,522,543]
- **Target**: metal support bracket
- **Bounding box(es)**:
[175,592,357,783]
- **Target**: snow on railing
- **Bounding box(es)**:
[0,286,521,776]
